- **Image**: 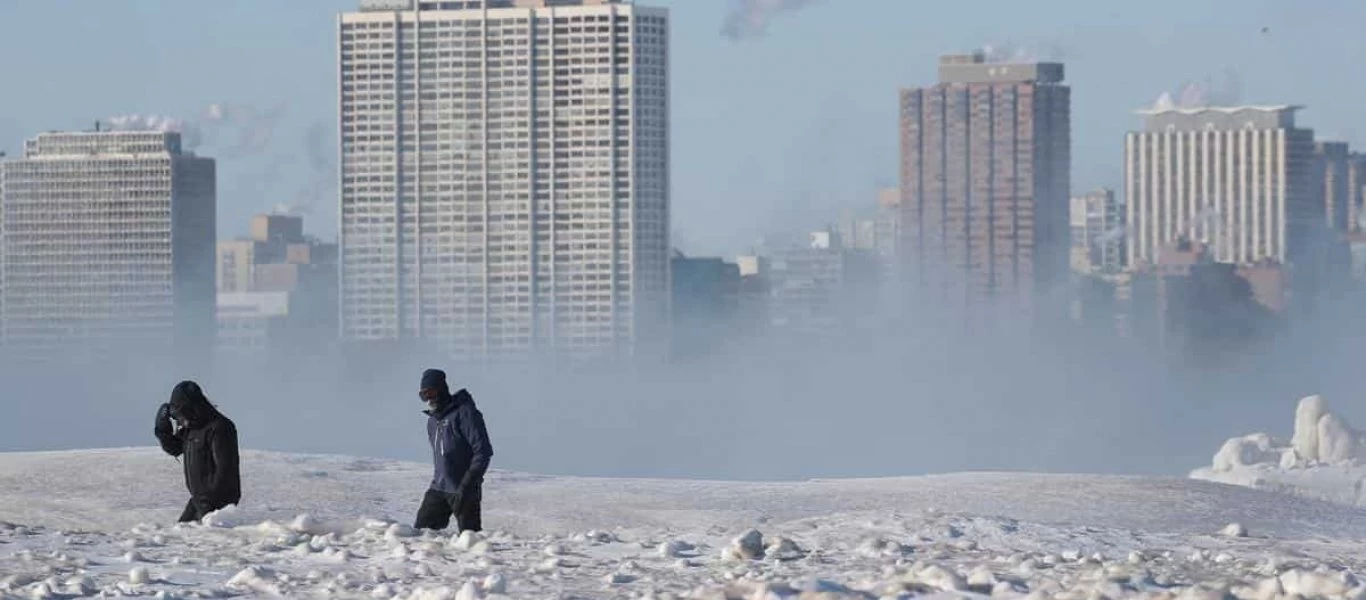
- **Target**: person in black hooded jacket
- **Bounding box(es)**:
[414,368,493,532]
[153,381,241,523]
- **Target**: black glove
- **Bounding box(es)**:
[155,403,174,436]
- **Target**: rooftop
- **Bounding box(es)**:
[1135,104,1304,116]
[359,0,627,10]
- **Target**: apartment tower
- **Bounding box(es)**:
[899,52,1071,322]
[1124,105,1316,267]
[339,0,670,361]
[0,130,216,360]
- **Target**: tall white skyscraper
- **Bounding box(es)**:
[0,130,217,360]
[339,0,670,361]
[1125,105,1316,267]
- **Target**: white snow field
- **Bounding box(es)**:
[4,450,1366,599]
[1192,395,1366,509]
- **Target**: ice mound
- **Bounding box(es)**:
[200,504,248,528]
[1192,395,1366,507]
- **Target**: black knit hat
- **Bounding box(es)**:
[420,369,449,394]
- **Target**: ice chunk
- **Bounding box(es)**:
[577,530,616,544]
[201,504,246,528]
[453,530,485,551]
[723,529,765,560]
[61,576,94,596]
[604,572,635,585]
[1293,395,1328,462]
[385,523,418,541]
[455,580,483,600]
[764,536,805,561]
[128,567,151,585]
[290,514,328,535]
[1318,413,1366,464]
[1279,569,1354,598]
[911,564,968,592]
[1212,433,1284,471]
[482,573,507,594]
[227,566,282,596]
[857,537,909,559]
[27,582,55,599]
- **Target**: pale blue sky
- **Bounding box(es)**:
[1,0,1363,256]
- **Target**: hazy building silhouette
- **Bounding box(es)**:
[1123,239,1279,360]
[1070,188,1124,275]
[339,0,670,362]
[670,252,740,360]
[766,230,879,338]
[1311,141,1366,234]
[0,130,216,364]
[899,52,1072,324]
[216,213,338,361]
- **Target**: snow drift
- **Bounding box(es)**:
[4,449,1366,598]
[1192,395,1366,507]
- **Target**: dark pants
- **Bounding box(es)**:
[414,486,482,532]
[177,496,235,523]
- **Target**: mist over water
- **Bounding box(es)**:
[2,270,1357,482]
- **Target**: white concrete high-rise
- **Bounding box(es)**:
[339,0,670,361]
[1125,105,1316,267]
[0,130,217,360]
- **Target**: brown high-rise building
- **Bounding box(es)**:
[899,52,1071,322]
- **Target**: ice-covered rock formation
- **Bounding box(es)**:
[1207,395,1366,471]
[1193,395,1366,507]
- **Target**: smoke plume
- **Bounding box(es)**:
[201,103,288,158]
[723,0,820,40]
[282,121,338,216]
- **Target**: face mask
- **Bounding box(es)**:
[425,397,444,412]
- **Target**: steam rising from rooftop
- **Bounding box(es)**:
[1152,69,1244,110]
[722,0,820,41]
[978,42,1068,64]
[104,103,287,157]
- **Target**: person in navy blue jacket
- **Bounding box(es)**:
[414,369,494,532]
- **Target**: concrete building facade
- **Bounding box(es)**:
[0,130,216,361]
[1124,105,1317,267]
[339,0,670,362]
[899,52,1072,320]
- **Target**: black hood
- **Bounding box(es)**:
[425,388,473,417]
[169,380,221,428]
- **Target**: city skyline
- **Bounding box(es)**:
[3,0,1363,257]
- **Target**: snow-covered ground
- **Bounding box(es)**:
[5,449,1366,599]
[1192,395,1366,509]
